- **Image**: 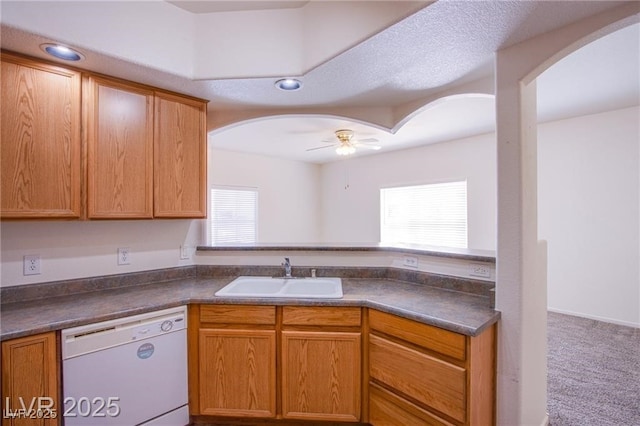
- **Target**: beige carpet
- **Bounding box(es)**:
[547,311,640,426]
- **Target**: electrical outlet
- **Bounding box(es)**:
[403,256,419,268]
[469,263,491,278]
[118,247,131,265]
[23,255,41,276]
[180,245,190,260]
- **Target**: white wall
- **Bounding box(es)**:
[0,219,202,287]
[319,134,497,250]
[209,148,321,243]
[538,106,640,327]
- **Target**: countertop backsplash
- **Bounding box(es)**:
[2,265,494,306]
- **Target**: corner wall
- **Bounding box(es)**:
[538,106,640,327]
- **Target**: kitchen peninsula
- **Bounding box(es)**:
[2,245,498,426]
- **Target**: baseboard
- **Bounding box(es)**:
[541,413,550,426]
[548,307,639,329]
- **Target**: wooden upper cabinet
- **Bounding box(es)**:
[1,52,81,218]
[153,92,207,218]
[85,76,154,218]
[1,52,207,221]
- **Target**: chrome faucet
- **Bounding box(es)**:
[282,257,292,278]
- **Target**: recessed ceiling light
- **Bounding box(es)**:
[40,43,85,61]
[275,78,302,91]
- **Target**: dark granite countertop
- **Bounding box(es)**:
[0,274,499,341]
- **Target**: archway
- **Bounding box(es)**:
[538,22,639,424]
[494,4,639,425]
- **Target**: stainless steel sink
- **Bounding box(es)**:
[214,276,343,299]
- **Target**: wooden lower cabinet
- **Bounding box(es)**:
[191,305,495,426]
[369,383,455,426]
[368,310,496,426]
[281,330,361,421]
[199,329,276,417]
[369,334,466,422]
[281,306,362,422]
[1,332,60,426]
[196,305,277,418]
[192,305,362,423]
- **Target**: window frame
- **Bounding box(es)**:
[379,179,468,249]
[208,185,258,245]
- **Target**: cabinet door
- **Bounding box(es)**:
[85,76,154,218]
[153,92,206,218]
[1,53,81,218]
[281,330,361,422]
[1,332,59,426]
[199,329,276,418]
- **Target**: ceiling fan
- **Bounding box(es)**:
[306,129,381,156]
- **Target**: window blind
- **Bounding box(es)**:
[210,186,257,244]
[380,180,467,248]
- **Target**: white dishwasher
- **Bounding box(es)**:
[62,306,189,425]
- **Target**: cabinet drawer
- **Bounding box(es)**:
[369,334,466,423]
[369,383,455,426]
[282,306,361,326]
[200,305,275,325]
[369,309,466,360]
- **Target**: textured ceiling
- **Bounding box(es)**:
[0,1,638,163]
[193,0,635,111]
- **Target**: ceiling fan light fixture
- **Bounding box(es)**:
[336,144,356,156]
[40,43,85,61]
[275,78,302,91]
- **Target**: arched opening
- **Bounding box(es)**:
[494,8,639,425]
[537,22,639,424]
[206,96,498,248]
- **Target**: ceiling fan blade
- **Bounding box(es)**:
[306,145,336,152]
[356,137,379,143]
[354,143,382,150]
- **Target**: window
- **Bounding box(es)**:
[380,180,467,248]
[210,186,257,244]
